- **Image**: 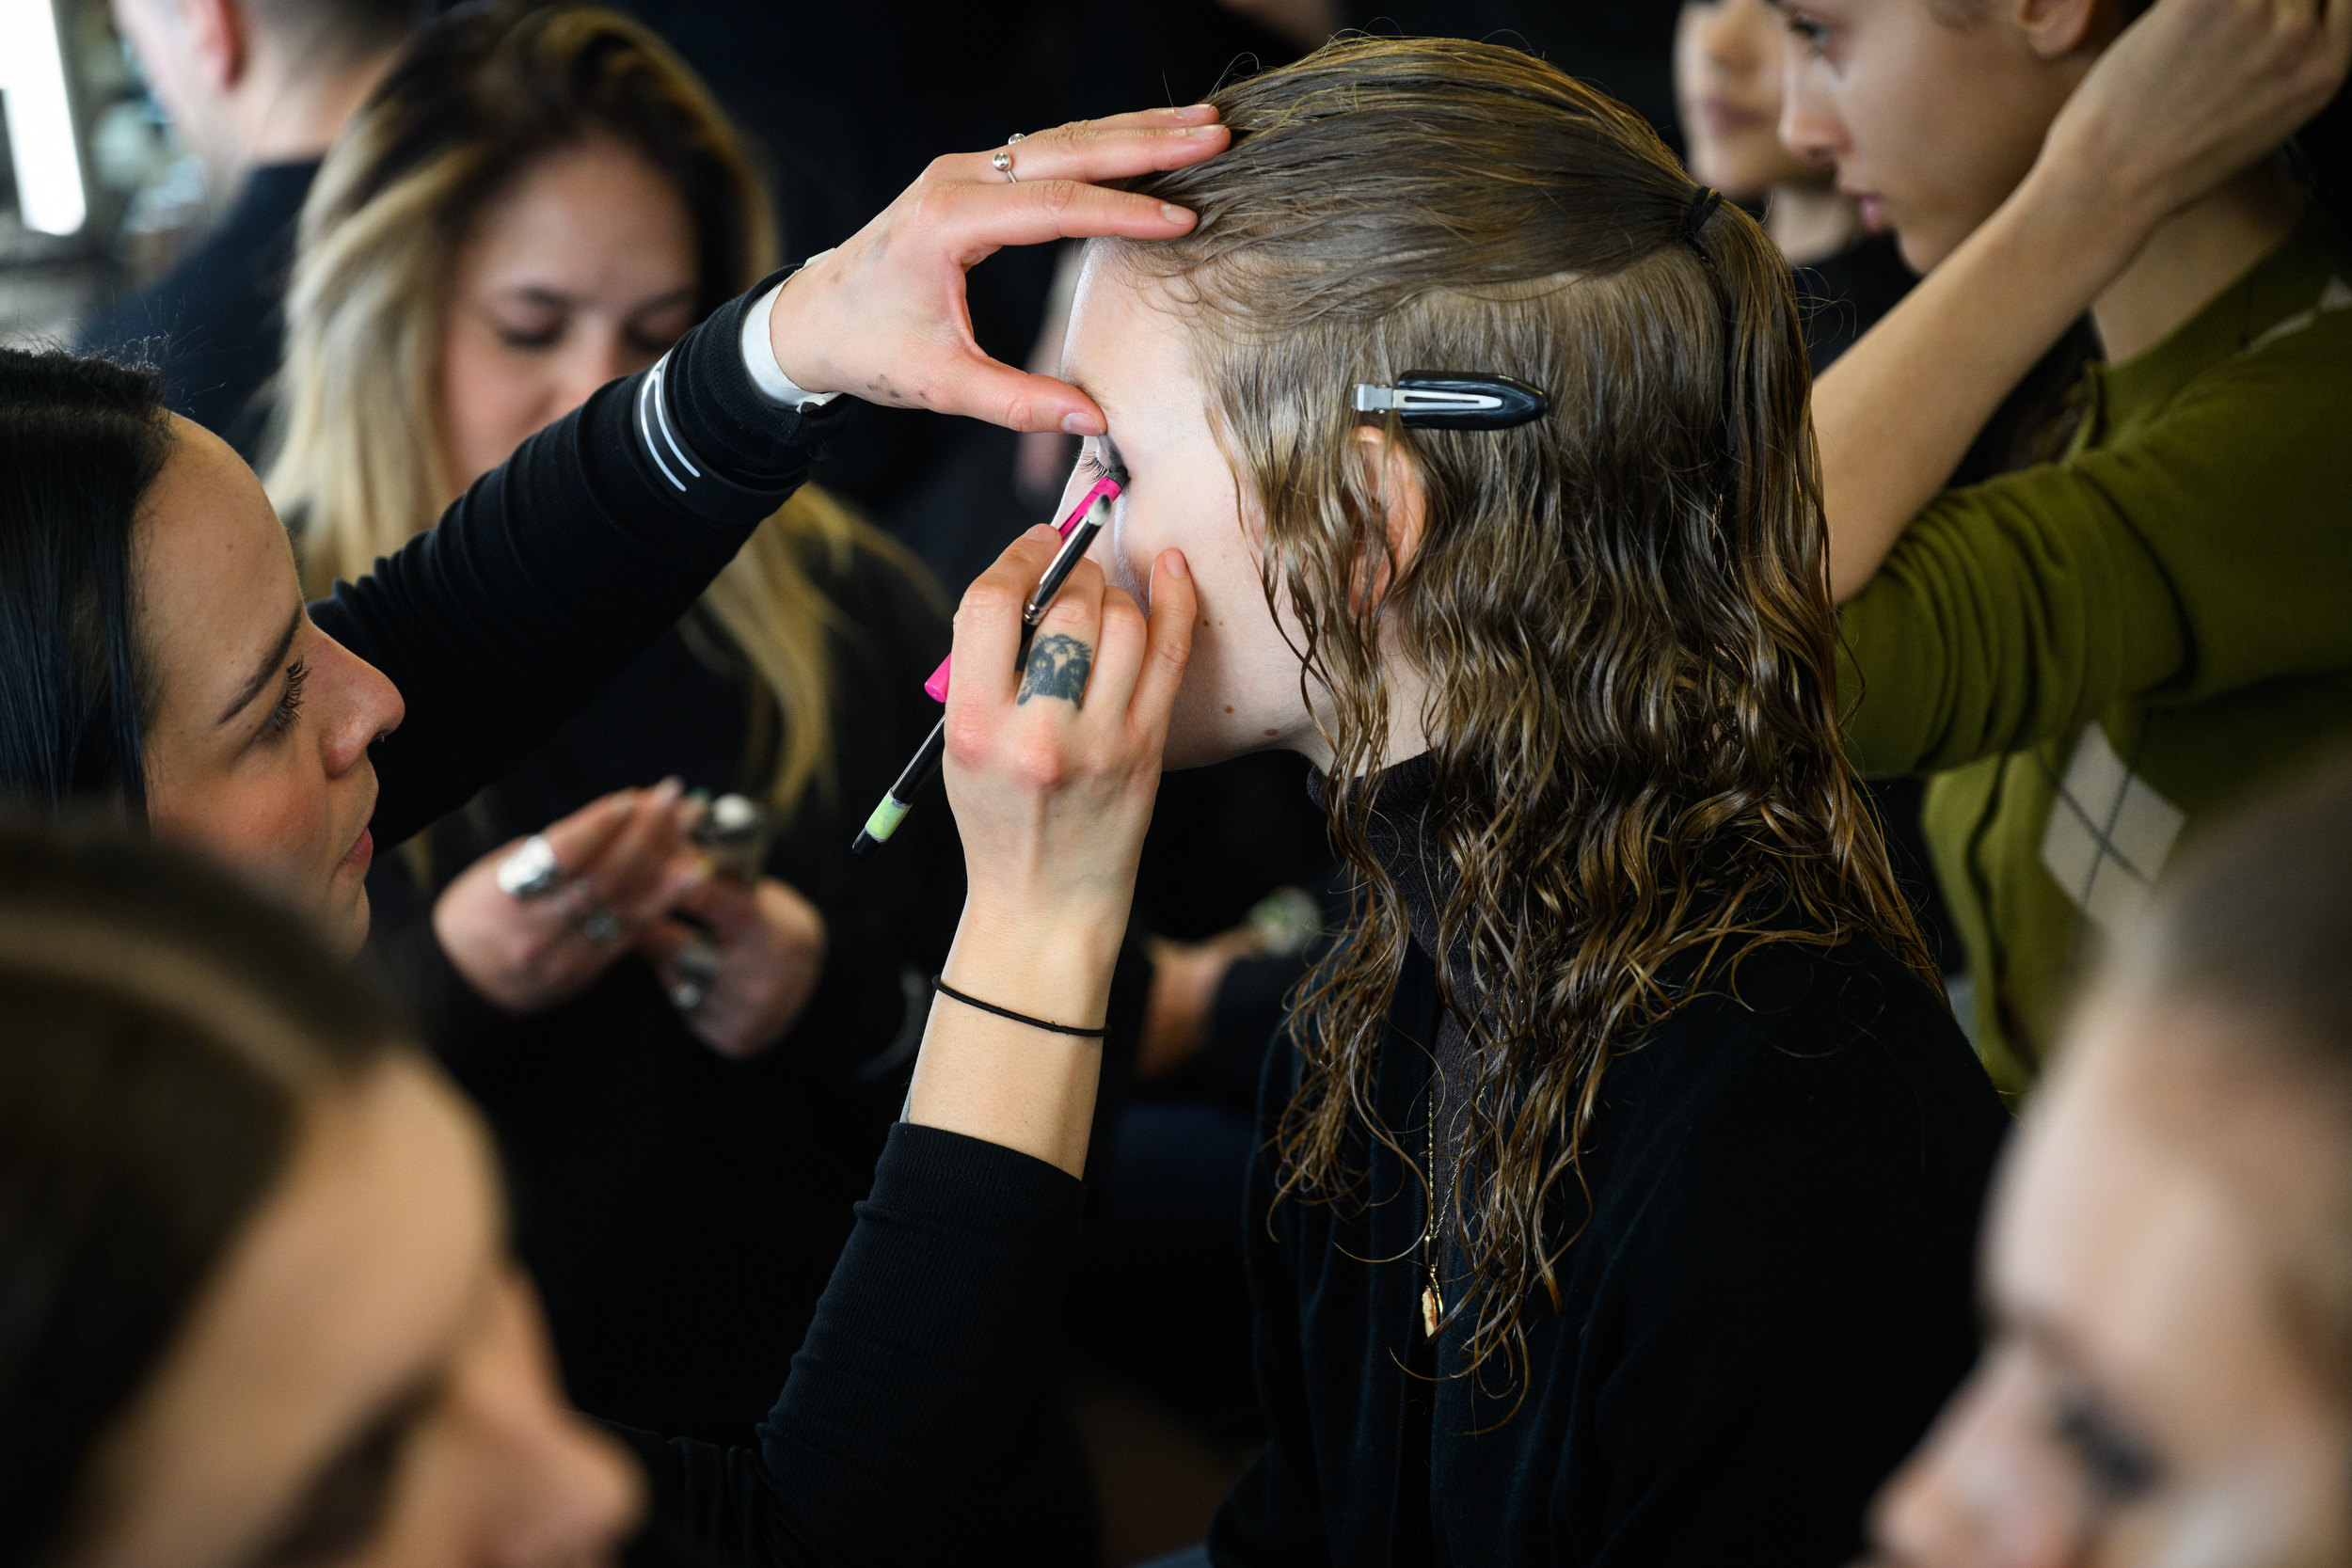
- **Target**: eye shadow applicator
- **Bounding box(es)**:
[850,468,1124,857]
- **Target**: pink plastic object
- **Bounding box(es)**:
[923,474,1122,703]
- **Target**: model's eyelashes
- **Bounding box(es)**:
[1079,437,1130,489]
[2053,1387,2163,1505]
[261,659,310,743]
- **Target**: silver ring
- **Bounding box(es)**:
[993,147,1017,182]
[672,979,707,1012]
[580,907,622,944]
[495,834,562,899]
[675,935,723,989]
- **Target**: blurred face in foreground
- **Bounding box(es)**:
[1866,991,2352,1567]
[71,1055,642,1568]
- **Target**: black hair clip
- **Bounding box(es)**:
[1352,371,1549,432]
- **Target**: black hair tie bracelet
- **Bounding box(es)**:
[930,975,1107,1037]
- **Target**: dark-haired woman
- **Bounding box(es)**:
[0,111,1221,1564]
[1789,0,2352,1089]
[0,106,1221,943]
[1062,37,2009,1568]
[256,3,997,1456]
[0,502,1194,1565]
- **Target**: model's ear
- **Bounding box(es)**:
[2010,0,2112,62]
[1350,423,1428,611]
[183,0,248,90]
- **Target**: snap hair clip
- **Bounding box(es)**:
[1352,371,1550,432]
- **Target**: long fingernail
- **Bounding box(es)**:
[1061,411,1104,436]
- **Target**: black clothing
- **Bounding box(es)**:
[75,161,318,459]
[292,276,1099,1562]
[614,1121,1089,1567]
[363,546,964,1443]
[1211,757,2010,1567]
[1796,232,1917,372]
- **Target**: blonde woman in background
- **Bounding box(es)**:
[261,9,1102,1544]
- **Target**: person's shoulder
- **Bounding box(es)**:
[1622,936,2008,1179]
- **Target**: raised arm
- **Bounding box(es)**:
[313,108,1230,846]
[1812,0,2349,602]
[620,531,1200,1566]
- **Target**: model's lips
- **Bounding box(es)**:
[1839,186,1887,233]
[340,825,374,875]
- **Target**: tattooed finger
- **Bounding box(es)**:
[1017,633,1093,708]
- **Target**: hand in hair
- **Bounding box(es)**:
[637,874,828,1060]
[2049,0,2351,230]
[768,106,1229,436]
[431,781,707,1014]
[1818,0,2350,600]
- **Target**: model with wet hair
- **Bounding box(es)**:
[1052,36,2010,1565]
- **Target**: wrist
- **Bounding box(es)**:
[2017,132,2168,277]
[763,258,842,402]
[945,900,1127,1027]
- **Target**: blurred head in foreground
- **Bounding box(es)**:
[0,821,640,1568]
[1869,757,2352,1567]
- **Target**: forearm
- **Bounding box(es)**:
[1820,160,2147,602]
[904,901,1127,1178]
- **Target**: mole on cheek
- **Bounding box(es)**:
[1224,705,1234,713]
[1263,728,1279,736]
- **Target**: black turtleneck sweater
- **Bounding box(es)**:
[1210,757,2010,1567]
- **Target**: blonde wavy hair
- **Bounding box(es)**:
[266,1,908,816]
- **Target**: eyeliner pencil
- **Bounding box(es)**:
[850,487,1118,857]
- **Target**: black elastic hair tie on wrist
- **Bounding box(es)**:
[930,975,1107,1037]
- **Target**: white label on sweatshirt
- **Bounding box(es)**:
[2041,722,2186,933]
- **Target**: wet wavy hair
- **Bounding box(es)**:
[1120,36,1939,1394]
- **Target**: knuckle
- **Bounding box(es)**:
[1033,178,1082,218]
[959,580,1022,623]
[1010,731,1072,791]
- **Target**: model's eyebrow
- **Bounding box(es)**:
[1059,374,1129,464]
[239,1367,444,1568]
[218,607,303,726]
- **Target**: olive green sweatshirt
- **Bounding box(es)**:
[1839,207,2352,1094]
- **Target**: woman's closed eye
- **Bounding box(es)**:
[1781,8,1832,55]
[2053,1386,2163,1506]
[260,659,310,744]
[249,1374,442,1567]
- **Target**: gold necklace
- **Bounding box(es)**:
[1421,1096,1445,1338]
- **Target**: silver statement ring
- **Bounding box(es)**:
[496,834,563,899]
[993,132,1025,182]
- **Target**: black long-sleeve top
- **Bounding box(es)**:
[1212,757,2010,1567]
[299,279,1094,1564]
[360,545,967,1444]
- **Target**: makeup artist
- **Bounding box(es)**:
[0,103,1222,1565]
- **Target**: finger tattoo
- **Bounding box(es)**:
[1017,633,1092,708]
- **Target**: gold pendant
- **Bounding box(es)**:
[1421,1283,1442,1338]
